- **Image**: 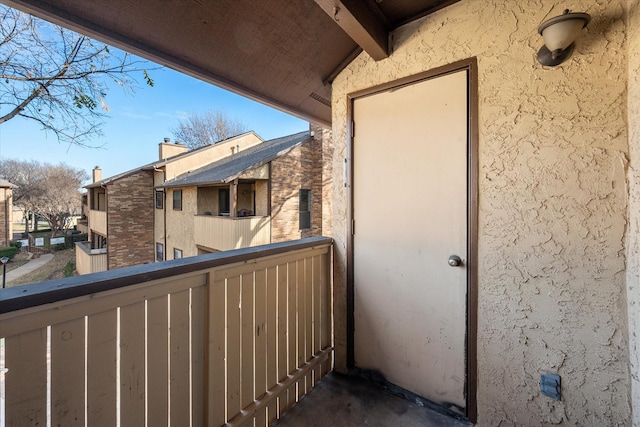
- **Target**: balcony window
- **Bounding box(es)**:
[173,189,182,210]
[219,188,230,215]
[156,242,164,261]
[299,189,311,229]
[155,190,164,209]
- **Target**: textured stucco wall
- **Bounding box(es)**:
[237,183,253,212]
[153,170,165,253]
[197,187,217,214]
[163,132,262,181]
[332,1,631,424]
[255,180,269,216]
[165,186,198,258]
[627,0,640,425]
[318,124,334,238]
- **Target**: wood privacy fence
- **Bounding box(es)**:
[0,237,333,426]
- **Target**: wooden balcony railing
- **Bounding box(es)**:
[88,209,107,236]
[194,215,271,251]
[75,241,108,275]
[0,237,333,427]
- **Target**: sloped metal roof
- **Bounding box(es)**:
[158,131,311,188]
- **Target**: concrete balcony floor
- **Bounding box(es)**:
[275,372,473,427]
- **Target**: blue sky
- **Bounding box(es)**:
[0,63,309,184]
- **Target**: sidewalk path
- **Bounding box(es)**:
[2,253,54,286]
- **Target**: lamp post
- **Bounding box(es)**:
[1,256,9,288]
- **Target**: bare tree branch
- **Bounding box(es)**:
[0,5,156,145]
[172,110,247,150]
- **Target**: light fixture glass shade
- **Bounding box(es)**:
[541,18,586,51]
[539,13,590,51]
[537,11,590,66]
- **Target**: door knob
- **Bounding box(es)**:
[448,255,462,267]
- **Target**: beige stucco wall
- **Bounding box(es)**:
[165,187,198,258]
[239,164,269,180]
[332,1,631,425]
[153,170,165,252]
[237,183,253,212]
[163,132,262,180]
[197,187,218,214]
[158,141,188,160]
[627,0,640,425]
[255,180,269,216]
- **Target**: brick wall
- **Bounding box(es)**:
[270,127,331,242]
[107,171,155,268]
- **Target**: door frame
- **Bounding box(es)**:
[345,57,479,422]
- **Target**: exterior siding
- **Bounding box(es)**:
[165,186,198,258]
[90,127,332,271]
[197,187,218,214]
[255,181,269,216]
[106,171,155,268]
[0,187,12,246]
[153,170,166,258]
[270,133,324,242]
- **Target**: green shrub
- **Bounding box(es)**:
[64,261,75,277]
[0,246,20,260]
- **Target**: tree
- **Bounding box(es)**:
[0,158,44,234]
[172,110,247,150]
[0,159,87,236]
[0,5,154,146]
[35,164,88,236]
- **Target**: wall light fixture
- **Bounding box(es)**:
[537,9,590,66]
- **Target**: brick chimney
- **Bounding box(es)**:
[92,166,102,183]
[159,137,188,160]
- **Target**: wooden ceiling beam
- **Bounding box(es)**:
[313,0,389,61]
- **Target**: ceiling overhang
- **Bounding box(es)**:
[3,0,460,127]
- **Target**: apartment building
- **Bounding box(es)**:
[0,178,16,247]
[77,125,331,273]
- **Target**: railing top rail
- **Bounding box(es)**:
[0,236,332,314]
[74,240,92,253]
[194,214,270,220]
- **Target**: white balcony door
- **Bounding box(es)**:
[352,69,470,413]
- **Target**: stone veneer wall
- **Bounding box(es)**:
[332,1,631,424]
[627,0,640,424]
[107,171,155,268]
[270,133,324,242]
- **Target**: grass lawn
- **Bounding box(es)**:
[6,248,75,287]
